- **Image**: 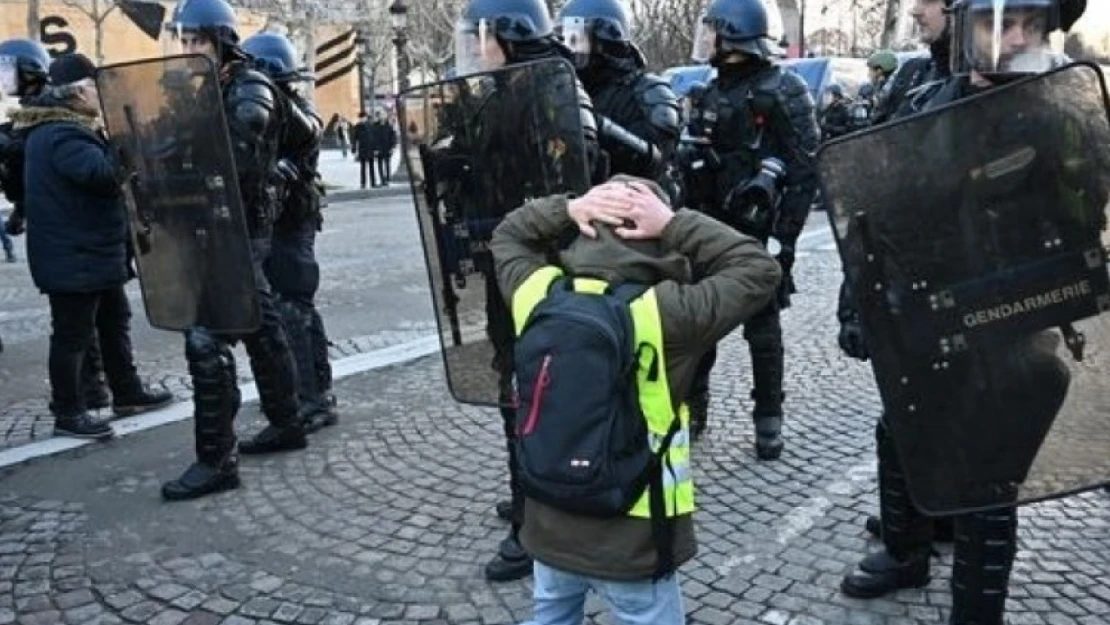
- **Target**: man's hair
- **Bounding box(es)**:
[44,78,93,102]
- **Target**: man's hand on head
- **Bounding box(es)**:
[613,181,674,241]
[567,182,637,238]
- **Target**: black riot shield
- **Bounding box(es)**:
[96,54,259,334]
[398,58,592,406]
[820,62,1110,515]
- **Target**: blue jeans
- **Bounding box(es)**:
[520,561,685,625]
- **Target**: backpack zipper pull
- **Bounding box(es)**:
[520,354,553,436]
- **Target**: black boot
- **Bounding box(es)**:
[239,425,307,454]
[277,300,336,435]
[842,420,933,598]
[309,310,334,405]
[688,391,709,441]
[484,530,533,581]
[753,413,783,460]
[842,549,930,598]
[948,509,1017,625]
[163,329,241,501]
[161,459,240,501]
[112,386,174,417]
[745,307,785,461]
[54,412,113,440]
[240,306,306,453]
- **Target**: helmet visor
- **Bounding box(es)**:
[691,20,717,63]
[454,18,504,77]
[559,17,591,68]
[958,2,1053,75]
[0,55,17,97]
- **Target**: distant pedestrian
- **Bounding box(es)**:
[350,112,376,188]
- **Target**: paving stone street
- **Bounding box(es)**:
[1,158,1109,624]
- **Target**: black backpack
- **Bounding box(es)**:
[513,275,683,576]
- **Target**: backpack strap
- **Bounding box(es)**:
[609,281,650,304]
[649,414,683,581]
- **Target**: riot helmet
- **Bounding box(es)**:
[691,0,784,66]
[950,0,1065,79]
[454,0,556,76]
[165,0,243,64]
[0,39,51,98]
[242,32,307,83]
[556,0,640,70]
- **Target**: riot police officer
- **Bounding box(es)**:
[556,0,680,192]
[840,0,956,563]
[679,0,820,454]
[242,32,337,435]
[837,2,1089,622]
[160,0,307,501]
[453,0,600,582]
[0,38,49,240]
[871,0,953,124]
[820,83,852,140]
[0,39,48,356]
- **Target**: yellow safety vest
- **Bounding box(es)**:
[511,266,695,519]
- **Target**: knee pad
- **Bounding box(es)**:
[185,328,233,381]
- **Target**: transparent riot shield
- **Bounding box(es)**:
[96,54,259,334]
[398,58,592,406]
[820,62,1110,515]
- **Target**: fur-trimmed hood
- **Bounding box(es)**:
[10,106,100,133]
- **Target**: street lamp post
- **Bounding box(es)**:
[389,0,409,93]
[798,0,806,58]
[354,31,368,117]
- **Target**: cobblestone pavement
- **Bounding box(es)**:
[1,218,1109,625]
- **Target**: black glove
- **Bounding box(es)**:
[4,208,24,236]
[108,143,136,187]
[775,243,796,309]
[838,319,869,361]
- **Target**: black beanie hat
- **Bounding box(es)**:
[49,53,96,86]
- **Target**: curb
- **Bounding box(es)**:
[325,185,410,204]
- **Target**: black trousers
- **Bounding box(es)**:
[875,419,1017,624]
[359,158,377,188]
[265,220,331,413]
[185,238,300,465]
[375,151,391,185]
[486,274,523,534]
[47,286,142,417]
[688,298,784,417]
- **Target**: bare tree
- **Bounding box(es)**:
[27,0,41,40]
[629,0,702,70]
[404,0,466,79]
[61,0,122,64]
[879,0,901,48]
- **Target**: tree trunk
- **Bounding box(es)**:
[27,0,40,40]
[304,9,316,106]
[94,0,105,64]
[880,0,900,48]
